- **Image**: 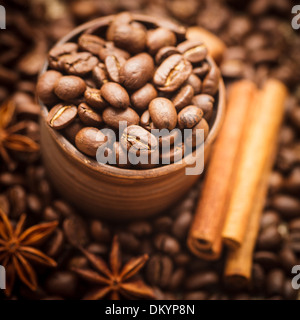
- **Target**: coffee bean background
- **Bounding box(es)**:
[0,0,300,300]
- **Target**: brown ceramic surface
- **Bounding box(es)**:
[39,14,226,220]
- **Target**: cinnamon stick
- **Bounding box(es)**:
[224,142,276,288]
[187,80,257,260]
[222,79,288,249]
[186,26,226,64]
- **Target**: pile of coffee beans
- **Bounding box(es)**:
[1,0,299,300]
[37,12,220,168]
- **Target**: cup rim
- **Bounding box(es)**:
[39,13,226,180]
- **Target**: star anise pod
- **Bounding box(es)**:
[73,235,155,300]
[0,209,58,296]
[0,100,39,170]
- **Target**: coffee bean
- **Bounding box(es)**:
[63,119,84,144]
[158,129,181,148]
[251,263,265,291]
[26,194,42,215]
[127,221,152,237]
[43,206,61,222]
[290,107,300,131]
[279,246,297,272]
[63,214,89,247]
[154,54,192,92]
[108,21,147,54]
[121,125,158,157]
[45,229,64,257]
[98,41,130,61]
[49,42,78,70]
[8,185,26,219]
[185,74,202,94]
[192,94,214,121]
[177,40,208,64]
[104,55,126,83]
[184,291,208,300]
[289,218,300,233]
[67,255,88,271]
[47,103,77,130]
[37,70,62,105]
[187,118,209,147]
[154,233,180,255]
[146,254,173,288]
[100,82,130,109]
[45,271,78,299]
[172,84,195,111]
[254,251,279,269]
[113,141,131,169]
[289,232,300,253]
[86,243,108,255]
[168,268,185,291]
[154,216,173,232]
[260,211,280,230]
[61,52,99,75]
[140,110,152,131]
[178,105,203,129]
[78,103,102,127]
[268,171,284,194]
[202,63,220,96]
[0,194,10,214]
[106,13,133,41]
[185,271,219,290]
[75,127,107,157]
[161,142,185,164]
[155,46,180,65]
[90,220,111,243]
[266,269,285,296]
[271,194,300,219]
[172,210,193,240]
[102,107,139,129]
[131,83,157,110]
[54,76,86,101]
[278,126,295,146]
[92,63,109,87]
[149,98,177,130]
[147,28,176,55]
[53,200,75,218]
[84,88,107,110]
[120,53,154,90]
[257,225,282,251]
[193,61,211,78]
[78,34,105,55]
[284,166,300,194]
[118,231,140,252]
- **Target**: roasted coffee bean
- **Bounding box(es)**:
[107,21,147,54]
[186,118,209,147]
[185,271,219,290]
[177,40,208,64]
[75,127,107,157]
[140,110,152,131]
[37,70,62,105]
[161,142,185,164]
[154,54,192,92]
[26,194,42,215]
[98,41,130,61]
[283,166,300,194]
[149,98,177,130]
[8,185,26,219]
[63,214,89,247]
[84,88,107,109]
[289,218,300,233]
[113,141,131,169]
[118,231,140,252]
[0,194,10,214]
[49,42,78,70]
[153,216,173,232]
[78,34,105,55]
[86,243,108,255]
[289,232,300,253]
[202,63,220,96]
[45,229,64,257]
[184,291,208,300]
[278,126,295,146]
[154,233,180,255]
[90,220,111,243]
[268,171,284,194]
[254,251,279,269]
[260,211,280,230]
[60,52,99,75]
[120,125,158,156]
[92,63,108,87]
[43,206,61,222]
[102,107,139,129]
[47,103,77,130]
[53,200,75,217]
[45,271,78,299]
[172,210,193,240]
[131,83,157,110]
[127,221,152,237]
[106,13,133,41]
[100,82,130,109]
[271,194,300,219]
[193,61,211,78]
[257,225,282,251]
[78,103,103,127]
[146,254,173,288]
[147,28,177,55]
[63,119,84,144]
[178,105,203,129]
[192,94,214,121]
[155,46,180,65]
[54,76,86,101]
[251,263,265,291]
[266,269,285,297]
[185,74,202,94]
[67,255,88,271]
[283,279,298,300]
[168,268,185,291]
[104,55,126,83]
[279,246,297,272]
[172,84,195,111]
[290,107,300,130]
[158,129,181,148]
[120,53,154,90]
